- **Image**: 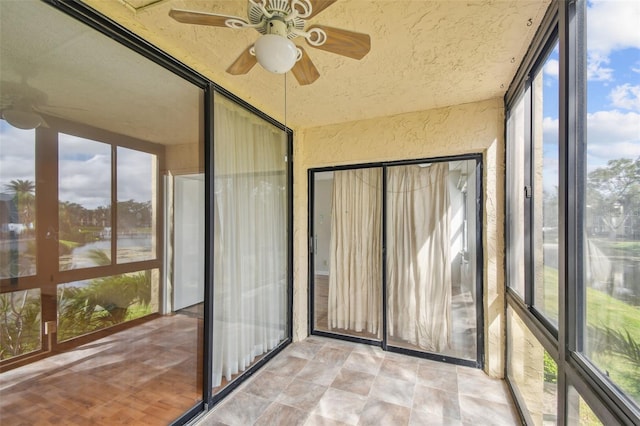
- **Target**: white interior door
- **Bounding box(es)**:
[173,174,204,310]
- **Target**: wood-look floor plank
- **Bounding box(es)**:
[0,315,202,425]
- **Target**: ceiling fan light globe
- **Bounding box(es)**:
[254,34,297,74]
[2,109,42,130]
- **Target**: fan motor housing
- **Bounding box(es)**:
[249,0,305,39]
[265,17,288,37]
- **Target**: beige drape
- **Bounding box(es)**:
[212,94,287,387]
[328,168,382,334]
[386,163,451,352]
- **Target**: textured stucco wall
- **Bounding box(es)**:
[293,98,506,377]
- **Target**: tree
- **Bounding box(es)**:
[5,179,35,195]
[58,201,87,237]
[587,158,640,239]
[4,179,35,230]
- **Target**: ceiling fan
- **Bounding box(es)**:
[0,81,51,129]
[1,81,85,130]
[169,0,371,85]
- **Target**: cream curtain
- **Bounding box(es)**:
[386,163,452,352]
[328,168,382,335]
[212,94,287,387]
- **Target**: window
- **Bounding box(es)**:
[0,289,41,360]
[507,306,557,425]
[506,92,527,298]
[505,1,640,424]
[58,134,112,270]
[567,386,604,425]
[533,42,560,326]
[580,0,640,408]
[57,269,158,341]
[117,147,156,264]
[55,131,161,339]
[506,37,560,329]
[0,125,36,279]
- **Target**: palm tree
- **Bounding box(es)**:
[4,179,35,230]
[5,179,35,195]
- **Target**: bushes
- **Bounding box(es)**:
[0,271,153,360]
[544,351,558,384]
[0,290,41,360]
[57,271,152,341]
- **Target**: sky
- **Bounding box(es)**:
[542,0,640,191]
[0,124,153,210]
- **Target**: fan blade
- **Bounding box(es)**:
[291,47,320,85]
[305,0,337,19]
[306,25,371,60]
[169,9,249,27]
[226,46,258,75]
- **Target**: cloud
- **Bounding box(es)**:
[59,154,111,209]
[116,148,153,203]
[59,134,112,159]
[0,123,36,192]
[541,110,640,169]
[586,110,640,166]
[586,1,640,82]
[544,59,559,79]
[587,52,614,82]
[587,110,640,142]
[543,116,559,146]
[587,0,640,55]
[1,124,156,210]
[609,83,640,111]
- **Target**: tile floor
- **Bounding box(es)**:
[197,336,521,426]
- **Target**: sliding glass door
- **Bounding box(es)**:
[212,92,290,395]
[312,169,382,340]
[386,159,480,362]
[310,156,482,366]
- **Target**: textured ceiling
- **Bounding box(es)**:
[82,0,551,130]
[0,0,551,139]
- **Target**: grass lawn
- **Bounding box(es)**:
[544,265,640,404]
[610,241,640,257]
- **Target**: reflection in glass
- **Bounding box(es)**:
[0,289,41,360]
[212,93,288,391]
[533,42,559,325]
[567,386,604,426]
[57,269,158,341]
[582,1,640,407]
[58,134,111,270]
[386,160,478,360]
[0,123,36,278]
[507,306,557,425]
[0,0,204,422]
[117,147,156,264]
[172,174,204,310]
